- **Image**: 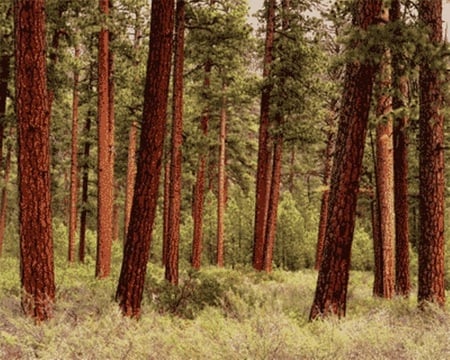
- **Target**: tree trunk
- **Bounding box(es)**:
[390,0,411,297]
[68,44,80,263]
[165,0,185,285]
[309,0,382,320]
[116,0,175,317]
[373,44,395,299]
[253,0,275,271]
[162,154,170,265]
[15,0,55,321]
[216,87,227,268]
[96,0,113,278]
[418,0,445,308]
[123,121,137,241]
[79,114,92,263]
[191,61,211,270]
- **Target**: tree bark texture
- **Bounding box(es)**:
[15,0,55,321]
[309,0,382,320]
[96,0,113,278]
[165,0,185,285]
[253,0,275,271]
[116,0,175,317]
[418,0,445,308]
[373,47,395,299]
[390,0,411,297]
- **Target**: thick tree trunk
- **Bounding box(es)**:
[216,88,227,268]
[191,61,211,270]
[165,0,185,285]
[253,0,275,271]
[309,0,382,320]
[68,44,80,263]
[418,0,445,308]
[373,45,395,299]
[116,0,175,317]
[96,0,113,278]
[390,0,411,297]
[15,0,55,321]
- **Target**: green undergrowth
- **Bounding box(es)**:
[0,254,449,359]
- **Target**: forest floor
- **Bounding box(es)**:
[0,248,449,359]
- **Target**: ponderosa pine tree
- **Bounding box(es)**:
[96,0,113,278]
[253,0,275,271]
[165,0,185,285]
[390,0,411,297]
[418,0,445,308]
[116,0,175,317]
[309,0,383,320]
[15,0,55,321]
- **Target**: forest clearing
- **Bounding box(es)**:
[1,0,450,358]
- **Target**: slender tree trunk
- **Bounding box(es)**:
[116,0,175,317]
[216,86,227,268]
[15,0,55,321]
[165,0,185,285]
[263,114,283,273]
[96,0,113,278]
[309,0,382,320]
[108,23,116,242]
[68,44,80,263]
[390,0,411,297]
[162,154,170,265]
[79,113,93,263]
[253,0,276,271]
[418,0,445,308]
[373,43,395,299]
[123,121,137,242]
[191,61,211,270]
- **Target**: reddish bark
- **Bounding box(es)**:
[418,0,445,308]
[165,0,185,284]
[15,0,55,321]
[309,0,383,320]
[96,0,113,278]
[391,0,411,297]
[116,0,175,317]
[253,0,276,271]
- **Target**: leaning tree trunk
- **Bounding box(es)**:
[418,0,445,308]
[309,0,382,320]
[15,0,55,322]
[116,0,175,317]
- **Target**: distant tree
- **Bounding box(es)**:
[418,0,445,308]
[309,0,382,320]
[116,0,175,317]
[15,0,55,321]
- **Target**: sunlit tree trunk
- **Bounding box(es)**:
[15,0,55,321]
[96,0,113,278]
[165,0,185,284]
[253,0,275,271]
[418,0,445,308]
[116,0,175,317]
[309,0,382,320]
[390,0,411,297]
